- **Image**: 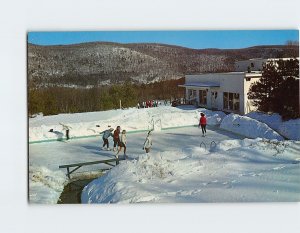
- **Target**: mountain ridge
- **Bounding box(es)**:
[28,42,298,87]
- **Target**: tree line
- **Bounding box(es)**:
[28,78,185,116]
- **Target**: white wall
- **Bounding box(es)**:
[243,76,260,113]
[186,73,246,114]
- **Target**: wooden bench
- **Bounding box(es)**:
[59,158,125,179]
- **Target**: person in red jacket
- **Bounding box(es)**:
[198,113,207,137]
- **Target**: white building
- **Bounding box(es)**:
[235,58,296,72]
[180,57,298,115]
[179,72,261,114]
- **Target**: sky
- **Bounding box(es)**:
[27,30,299,49]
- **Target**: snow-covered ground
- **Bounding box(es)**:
[82,137,300,203]
[28,105,300,204]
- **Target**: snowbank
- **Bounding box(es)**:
[82,139,300,203]
[246,112,282,131]
[220,114,284,140]
[81,150,211,203]
[29,106,226,142]
[278,119,300,140]
[29,165,67,204]
[246,112,300,140]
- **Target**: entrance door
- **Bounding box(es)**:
[211,91,218,109]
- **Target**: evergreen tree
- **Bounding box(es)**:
[248,59,299,119]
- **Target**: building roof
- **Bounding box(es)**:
[179,82,220,88]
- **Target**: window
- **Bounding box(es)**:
[199,90,207,105]
[188,89,197,100]
[233,93,240,111]
[223,92,228,109]
[223,92,240,112]
[229,93,233,110]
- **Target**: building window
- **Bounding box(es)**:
[233,93,240,111]
[188,89,197,100]
[223,92,228,109]
[199,90,207,105]
[223,92,240,112]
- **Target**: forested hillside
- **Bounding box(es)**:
[28,42,298,116]
[28,42,298,87]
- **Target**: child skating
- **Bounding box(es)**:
[143,130,153,153]
[100,128,114,150]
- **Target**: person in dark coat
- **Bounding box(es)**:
[113,126,121,151]
[198,113,207,137]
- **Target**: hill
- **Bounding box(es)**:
[28,42,298,87]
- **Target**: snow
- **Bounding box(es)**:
[246,112,300,140]
[29,165,66,204]
[278,119,300,141]
[29,123,243,204]
[246,112,282,131]
[82,137,300,203]
[28,105,299,204]
[29,106,226,142]
[220,113,284,140]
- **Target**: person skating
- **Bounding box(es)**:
[60,122,72,140]
[198,113,207,137]
[143,130,153,153]
[113,126,121,151]
[100,128,114,150]
[116,130,127,159]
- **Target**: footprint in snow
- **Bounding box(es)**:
[191,189,202,195]
[273,166,286,170]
